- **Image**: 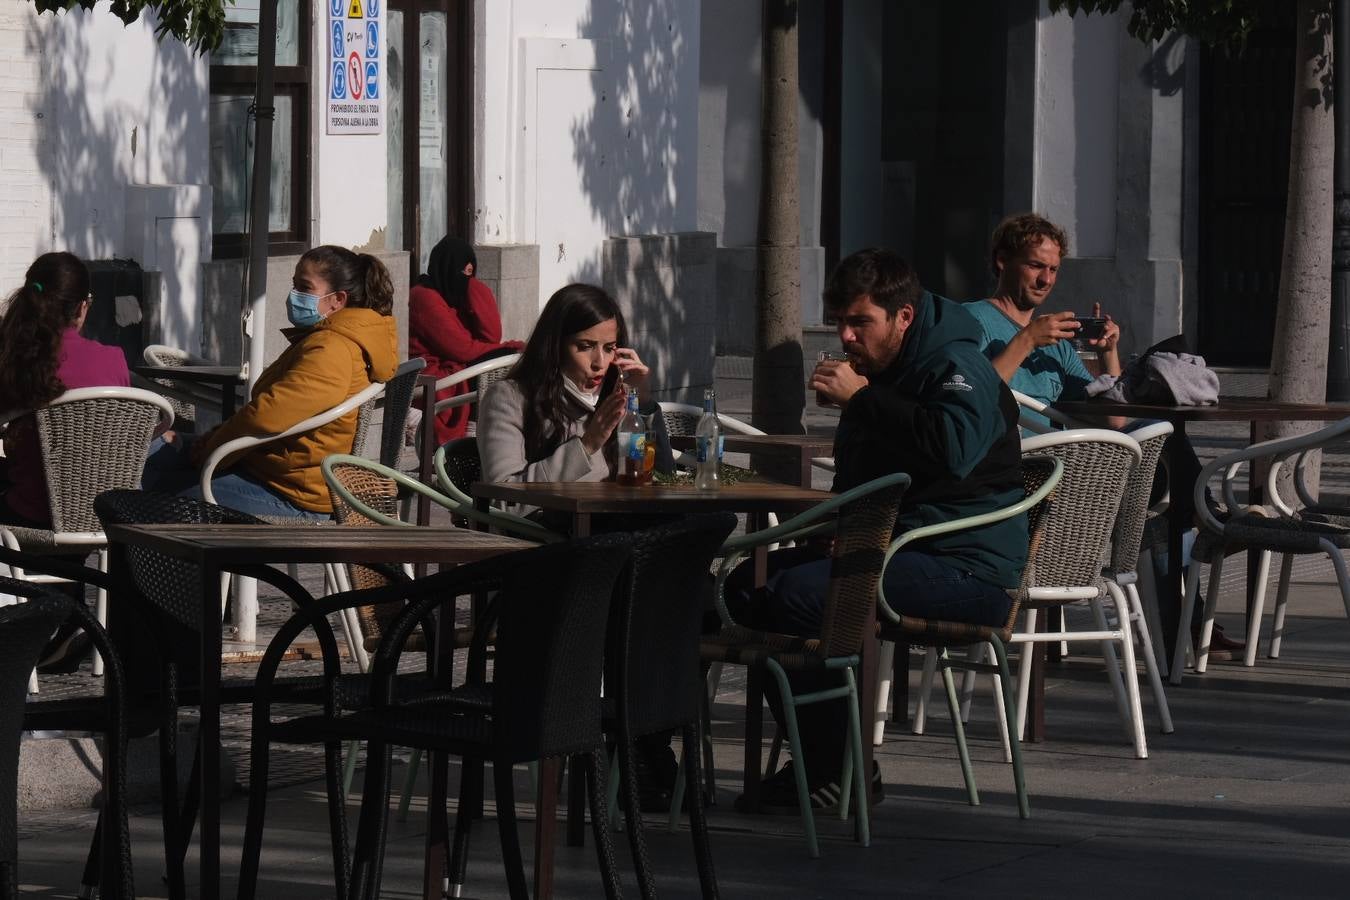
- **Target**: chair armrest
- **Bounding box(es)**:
[433,390,478,417]
[707,472,910,627]
[876,458,1063,624]
[1192,415,1350,532]
[432,354,522,392]
[430,448,563,544]
[201,380,385,502]
[0,542,114,590]
[1012,389,1078,433]
[719,472,909,555]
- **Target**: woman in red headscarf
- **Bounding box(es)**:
[408,236,523,445]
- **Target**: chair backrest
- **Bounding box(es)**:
[1020,428,1141,591]
[657,401,764,437]
[611,513,738,736]
[378,358,427,468]
[486,534,632,762]
[472,351,517,393]
[142,344,209,425]
[33,388,175,535]
[200,378,383,503]
[1010,389,1081,435]
[94,490,263,634]
[0,588,73,868]
[816,478,906,657]
[325,461,408,646]
[434,437,482,517]
[1108,421,1172,576]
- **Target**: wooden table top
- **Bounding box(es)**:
[133,364,246,385]
[669,433,835,453]
[1054,396,1350,423]
[471,480,832,513]
[105,523,533,565]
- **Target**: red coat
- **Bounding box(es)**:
[408,279,522,445]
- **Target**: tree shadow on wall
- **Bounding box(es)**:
[568,0,708,404]
[28,8,206,351]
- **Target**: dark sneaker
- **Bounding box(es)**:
[735,760,882,816]
[36,627,92,675]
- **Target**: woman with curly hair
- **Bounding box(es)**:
[0,251,129,528]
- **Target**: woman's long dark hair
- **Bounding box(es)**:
[510,283,627,461]
[0,252,90,410]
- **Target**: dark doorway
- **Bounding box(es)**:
[1196,8,1295,366]
[386,0,473,280]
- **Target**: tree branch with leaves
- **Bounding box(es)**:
[30,0,227,54]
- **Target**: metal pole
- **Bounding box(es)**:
[243,0,279,390]
[1329,0,1350,398]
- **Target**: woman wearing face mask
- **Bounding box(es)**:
[409,236,523,445]
[145,245,398,519]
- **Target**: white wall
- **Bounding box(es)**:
[47,4,209,260]
[1034,1,1118,258]
[478,0,701,303]
[0,1,53,290]
[0,1,208,295]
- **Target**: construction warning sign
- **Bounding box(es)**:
[327,0,381,134]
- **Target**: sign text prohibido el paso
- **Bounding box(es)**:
[327,0,382,134]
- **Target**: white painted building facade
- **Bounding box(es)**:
[0,0,1212,390]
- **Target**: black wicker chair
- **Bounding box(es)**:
[91,490,343,896]
[2,535,230,900]
[239,534,633,900]
[378,357,426,469]
[0,586,76,900]
[606,513,737,900]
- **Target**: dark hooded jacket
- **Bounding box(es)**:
[832,291,1027,588]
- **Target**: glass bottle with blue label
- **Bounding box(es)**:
[616,387,647,486]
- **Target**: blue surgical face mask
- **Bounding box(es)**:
[286,289,331,328]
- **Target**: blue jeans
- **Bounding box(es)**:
[142,436,328,521]
[727,547,1011,781]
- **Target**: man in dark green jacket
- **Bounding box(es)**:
[739,247,1026,812]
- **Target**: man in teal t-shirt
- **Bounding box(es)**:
[963,213,1122,432]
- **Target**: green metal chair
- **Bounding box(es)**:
[690,472,909,858]
[871,455,1063,820]
[320,451,560,545]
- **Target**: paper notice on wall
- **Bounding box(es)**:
[326,0,382,134]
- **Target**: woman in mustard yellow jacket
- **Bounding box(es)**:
[144,246,398,519]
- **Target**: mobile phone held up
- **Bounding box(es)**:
[599,363,622,397]
[1074,315,1108,344]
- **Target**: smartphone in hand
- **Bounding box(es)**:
[599,363,622,397]
[1074,316,1108,344]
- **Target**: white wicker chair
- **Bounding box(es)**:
[139,344,225,429]
[199,379,384,643]
[416,352,521,448]
[1012,428,1152,757]
[0,387,174,681]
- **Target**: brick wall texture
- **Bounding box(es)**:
[0,2,50,293]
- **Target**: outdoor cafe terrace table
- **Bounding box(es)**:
[132,364,247,419]
[1054,397,1350,665]
[668,433,836,488]
[468,480,868,835]
[103,523,533,900]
